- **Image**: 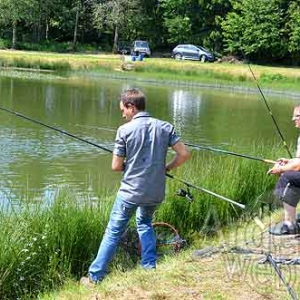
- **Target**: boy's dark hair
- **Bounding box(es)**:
[120,88,146,111]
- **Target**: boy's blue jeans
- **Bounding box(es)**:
[88,195,157,282]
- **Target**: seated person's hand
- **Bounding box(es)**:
[267,163,282,175]
[276,158,289,165]
[268,158,300,174]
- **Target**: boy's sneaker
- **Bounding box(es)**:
[80,276,97,289]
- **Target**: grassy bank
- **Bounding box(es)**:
[40,210,300,300]
[0,145,283,299]
[1,50,300,92]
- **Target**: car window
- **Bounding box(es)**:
[135,41,148,48]
[190,45,198,51]
[186,45,197,50]
[197,46,208,52]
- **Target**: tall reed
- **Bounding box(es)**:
[0,189,114,299]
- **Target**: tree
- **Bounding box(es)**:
[160,0,231,51]
[160,0,193,44]
[134,0,165,49]
[72,0,81,51]
[222,0,286,60]
[164,16,191,44]
[197,0,232,52]
[0,0,35,48]
[285,1,300,63]
[29,0,61,42]
[93,0,140,53]
[221,11,243,54]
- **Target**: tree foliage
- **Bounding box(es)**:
[0,0,299,63]
[160,0,193,44]
[285,1,300,62]
[0,0,35,25]
[222,0,285,60]
[93,0,139,52]
[0,0,36,48]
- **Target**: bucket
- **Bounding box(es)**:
[131,56,136,61]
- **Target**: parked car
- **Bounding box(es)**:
[171,44,215,62]
[132,40,151,57]
[117,41,131,54]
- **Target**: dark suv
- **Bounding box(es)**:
[117,41,131,54]
[171,44,215,62]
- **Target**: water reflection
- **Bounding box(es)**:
[170,90,202,136]
[0,74,298,209]
[45,85,56,115]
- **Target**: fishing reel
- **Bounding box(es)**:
[176,187,194,202]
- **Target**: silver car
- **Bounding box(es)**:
[172,44,215,62]
[132,40,151,57]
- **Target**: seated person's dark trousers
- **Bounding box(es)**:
[275,171,300,207]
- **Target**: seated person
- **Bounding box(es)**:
[268,105,300,235]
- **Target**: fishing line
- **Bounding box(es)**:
[0,105,245,209]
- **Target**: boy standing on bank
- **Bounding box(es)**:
[81,88,190,284]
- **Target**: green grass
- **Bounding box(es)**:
[0,143,285,299]
[39,209,300,300]
[155,146,280,238]
[0,189,115,299]
[1,50,300,92]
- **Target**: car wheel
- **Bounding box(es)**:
[200,55,207,62]
[174,53,182,60]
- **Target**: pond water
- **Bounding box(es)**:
[0,71,298,209]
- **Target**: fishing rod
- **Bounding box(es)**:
[0,105,245,209]
[0,106,112,153]
[185,143,276,164]
[75,123,278,166]
[82,125,277,165]
[248,64,293,158]
[166,173,245,209]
